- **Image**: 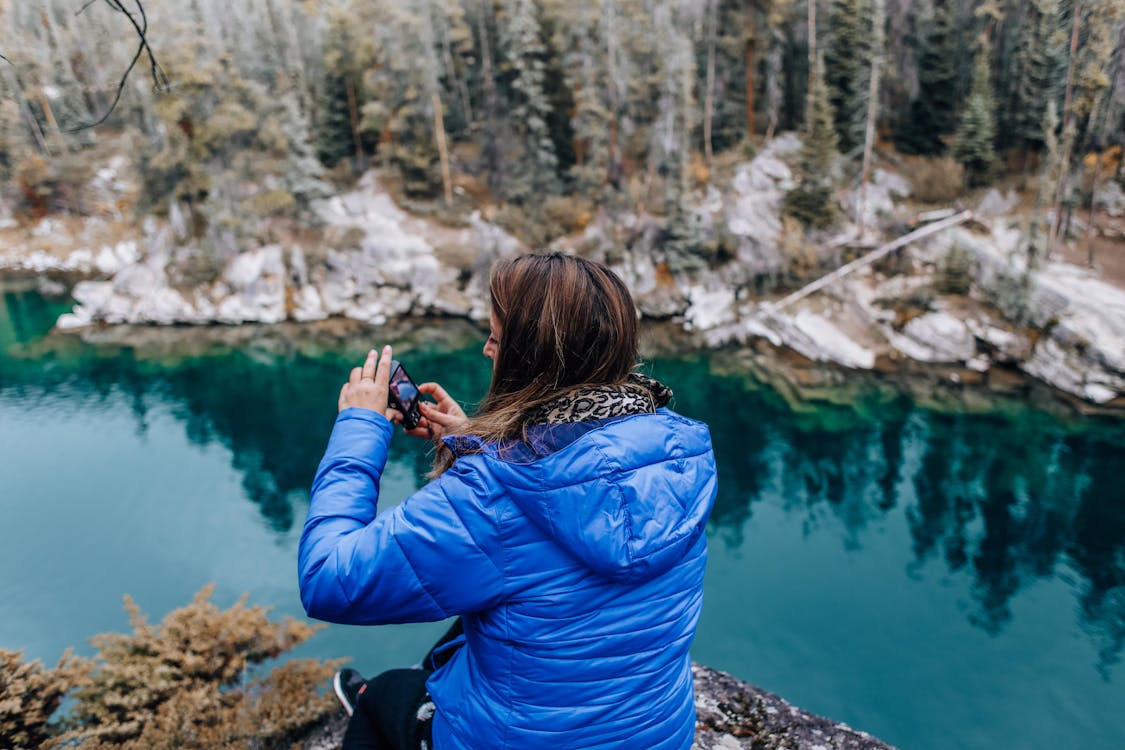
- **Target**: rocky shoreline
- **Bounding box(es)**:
[2,136,1123,411]
[297,663,896,750]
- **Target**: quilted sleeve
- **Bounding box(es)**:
[298,408,506,625]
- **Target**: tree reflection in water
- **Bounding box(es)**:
[2,287,1123,674]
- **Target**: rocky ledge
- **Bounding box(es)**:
[297,663,895,750]
[3,135,1124,410]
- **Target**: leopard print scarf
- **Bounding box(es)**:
[525,373,673,425]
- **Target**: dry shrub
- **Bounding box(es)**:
[909,156,965,204]
[779,214,821,281]
[44,585,341,750]
[1,648,91,749]
[12,152,100,217]
[248,188,298,217]
[689,153,710,187]
[495,198,592,248]
[540,195,593,236]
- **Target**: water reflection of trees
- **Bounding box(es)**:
[663,361,1125,672]
[2,291,1123,672]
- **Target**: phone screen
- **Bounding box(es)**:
[389,361,422,428]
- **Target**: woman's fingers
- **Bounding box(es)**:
[375,345,392,386]
[385,407,403,424]
[337,346,392,415]
[418,382,451,401]
[361,349,378,381]
[338,382,349,412]
[420,401,464,428]
[418,382,468,419]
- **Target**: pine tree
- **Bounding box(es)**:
[824,0,870,153]
[785,54,839,227]
[952,44,997,187]
[650,0,695,218]
[1007,0,1064,153]
[562,2,613,195]
[894,0,957,155]
[502,0,560,202]
[314,68,356,168]
[279,92,331,208]
[313,12,363,168]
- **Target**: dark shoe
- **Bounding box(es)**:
[333,668,367,717]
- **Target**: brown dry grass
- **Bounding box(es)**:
[0,586,341,750]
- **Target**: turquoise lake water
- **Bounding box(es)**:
[2,286,1124,749]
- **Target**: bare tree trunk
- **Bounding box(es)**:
[765,25,781,141]
[345,77,364,171]
[606,0,622,186]
[36,88,65,150]
[438,14,474,126]
[433,92,453,207]
[19,95,50,155]
[807,0,817,110]
[476,0,501,190]
[704,0,718,162]
[745,2,758,140]
[1048,3,1082,256]
[1085,148,1102,268]
[857,0,885,238]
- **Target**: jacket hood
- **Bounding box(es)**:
[451,410,716,583]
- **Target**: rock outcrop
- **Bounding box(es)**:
[297,663,896,750]
[46,172,524,330]
[705,221,1125,408]
[4,137,1124,409]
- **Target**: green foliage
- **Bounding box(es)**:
[46,585,340,750]
[1002,0,1064,152]
[0,80,29,179]
[316,69,359,168]
[824,0,871,153]
[315,11,374,170]
[895,0,957,155]
[785,56,839,228]
[1,648,90,749]
[501,0,561,202]
[952,46,997,187]
[936,242,973,295]
[5,0,1116,232]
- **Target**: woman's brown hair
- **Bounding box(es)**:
[433,252,638,474]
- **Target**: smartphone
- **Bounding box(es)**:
[388,360,423,429]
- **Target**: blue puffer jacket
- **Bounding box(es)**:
[299,406,717,749]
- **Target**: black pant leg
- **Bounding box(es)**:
[342,668,433,750]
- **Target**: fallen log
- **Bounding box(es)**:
[761,210,974,317]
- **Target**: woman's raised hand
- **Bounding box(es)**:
[387,381,468,440]
[337,346,398,422]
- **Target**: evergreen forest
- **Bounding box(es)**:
[0,0,1122,253]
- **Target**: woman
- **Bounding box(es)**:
[299,253,718,750]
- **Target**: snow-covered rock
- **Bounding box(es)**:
[724,136,799,277]
[1016,262,1125,402]
[1095,180,1124,218]
[46,171,522,329]
[95,241,139,275]
[873,168,912,199]
[977,188,1019,217]
[771,310,877,370]
[890,311,977,363]
[216,245,287,324]
[684,285,736,331]
[964,318,1030,362]
[292,285,326,322]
